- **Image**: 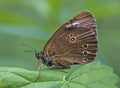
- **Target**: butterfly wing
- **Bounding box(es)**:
[43,11,98,68]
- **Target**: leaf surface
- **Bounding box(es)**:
[0,61,119,88]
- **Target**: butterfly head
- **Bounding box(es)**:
[35,51,44,60]
[35,51,52,66]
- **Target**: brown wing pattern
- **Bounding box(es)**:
[43,11,98,68]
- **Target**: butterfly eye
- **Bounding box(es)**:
[70,37,76,43]
[69,33,74,37]
[71,37,75,41]
[82,58,89,62]
[82,43,88,49]
[82,50,89,56]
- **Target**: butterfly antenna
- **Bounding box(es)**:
[21,44,37,53]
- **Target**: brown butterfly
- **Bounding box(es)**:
[35,11,98,68]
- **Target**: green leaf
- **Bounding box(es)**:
[0,61,119,88]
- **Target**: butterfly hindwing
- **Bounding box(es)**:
[43,11,98,68]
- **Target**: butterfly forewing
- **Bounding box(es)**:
[43,11,98,68]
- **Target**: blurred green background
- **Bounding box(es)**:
[0,0,120,78]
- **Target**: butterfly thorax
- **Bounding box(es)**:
[35,51,52,66]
